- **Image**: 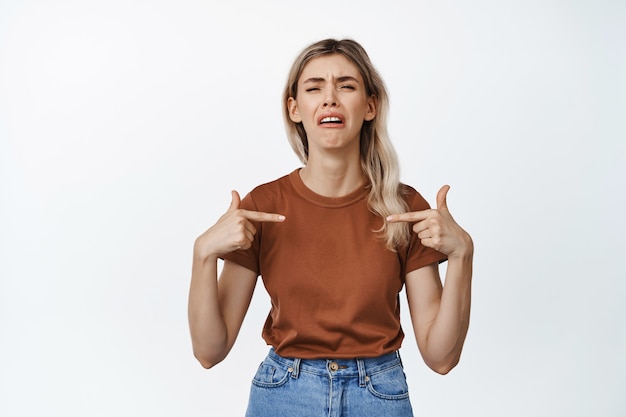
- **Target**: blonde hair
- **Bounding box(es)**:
[282,38,410,250]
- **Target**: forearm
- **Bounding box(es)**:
[188,253,228,368]
[423,252,473,374]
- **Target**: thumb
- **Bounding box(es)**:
[436,185,450,211]
[227,190,241,212]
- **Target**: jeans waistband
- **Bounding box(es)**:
[266,348,403,387]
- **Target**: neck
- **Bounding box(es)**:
[300,151,364,197]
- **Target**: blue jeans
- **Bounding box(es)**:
[245,348,414,417]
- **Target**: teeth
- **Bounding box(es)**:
[321,117,341,124]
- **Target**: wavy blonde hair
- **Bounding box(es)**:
[282,38,410,250]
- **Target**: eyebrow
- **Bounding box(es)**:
[302,76,360,84]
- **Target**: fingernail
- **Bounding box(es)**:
[278,215,286,221]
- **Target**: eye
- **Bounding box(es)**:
[305,87,321,92]
[339,85,356,90]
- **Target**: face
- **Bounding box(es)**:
[288,54,377,156]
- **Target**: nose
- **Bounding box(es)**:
[323,88,338,107]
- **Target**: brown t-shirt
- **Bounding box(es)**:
[223,169,446,359]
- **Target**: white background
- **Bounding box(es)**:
[1,0,625,416]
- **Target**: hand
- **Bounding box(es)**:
[387,185,473,258]
[194,190,285,260]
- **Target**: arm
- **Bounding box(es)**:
[405,254,472,374]
[187,191,285,368]
[388,185,473,374]
[188,257,257,369]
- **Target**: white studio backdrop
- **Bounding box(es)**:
[1,0,624,416]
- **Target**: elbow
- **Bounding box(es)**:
[197,357,218,369]
[431,362,456,375]
[193,349,225,370]
[199,361,217,370]
[190,334,229,369]
[426,356,460,375]
[195,356,221,370]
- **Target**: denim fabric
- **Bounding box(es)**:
[245,348,414,417]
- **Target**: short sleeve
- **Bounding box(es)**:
[220,192,261,275]
[403,188,448,274]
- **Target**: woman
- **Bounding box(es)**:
[188,38,473,416]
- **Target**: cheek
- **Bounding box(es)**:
[299,100,317,114]
[297,103,318,125]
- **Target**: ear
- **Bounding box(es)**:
[287,97,302,123]
[364,94,377,121]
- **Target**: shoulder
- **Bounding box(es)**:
[242,169,298,210]
[249,170,295,196]
[400,183,432,211]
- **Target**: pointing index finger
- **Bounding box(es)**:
[386,210,429,223]
[241,209,286,223]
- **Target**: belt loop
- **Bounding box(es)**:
[290,358,301,379]
[357,358,367,387]
[396,350,404,367]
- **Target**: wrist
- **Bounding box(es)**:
[448,235,474,261]
[193,238,220,265]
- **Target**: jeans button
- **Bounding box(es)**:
[329,362,339,372]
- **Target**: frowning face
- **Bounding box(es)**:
[288,54,377,157]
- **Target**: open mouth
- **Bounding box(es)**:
[318,114,344,125]
[320,116,342,124]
